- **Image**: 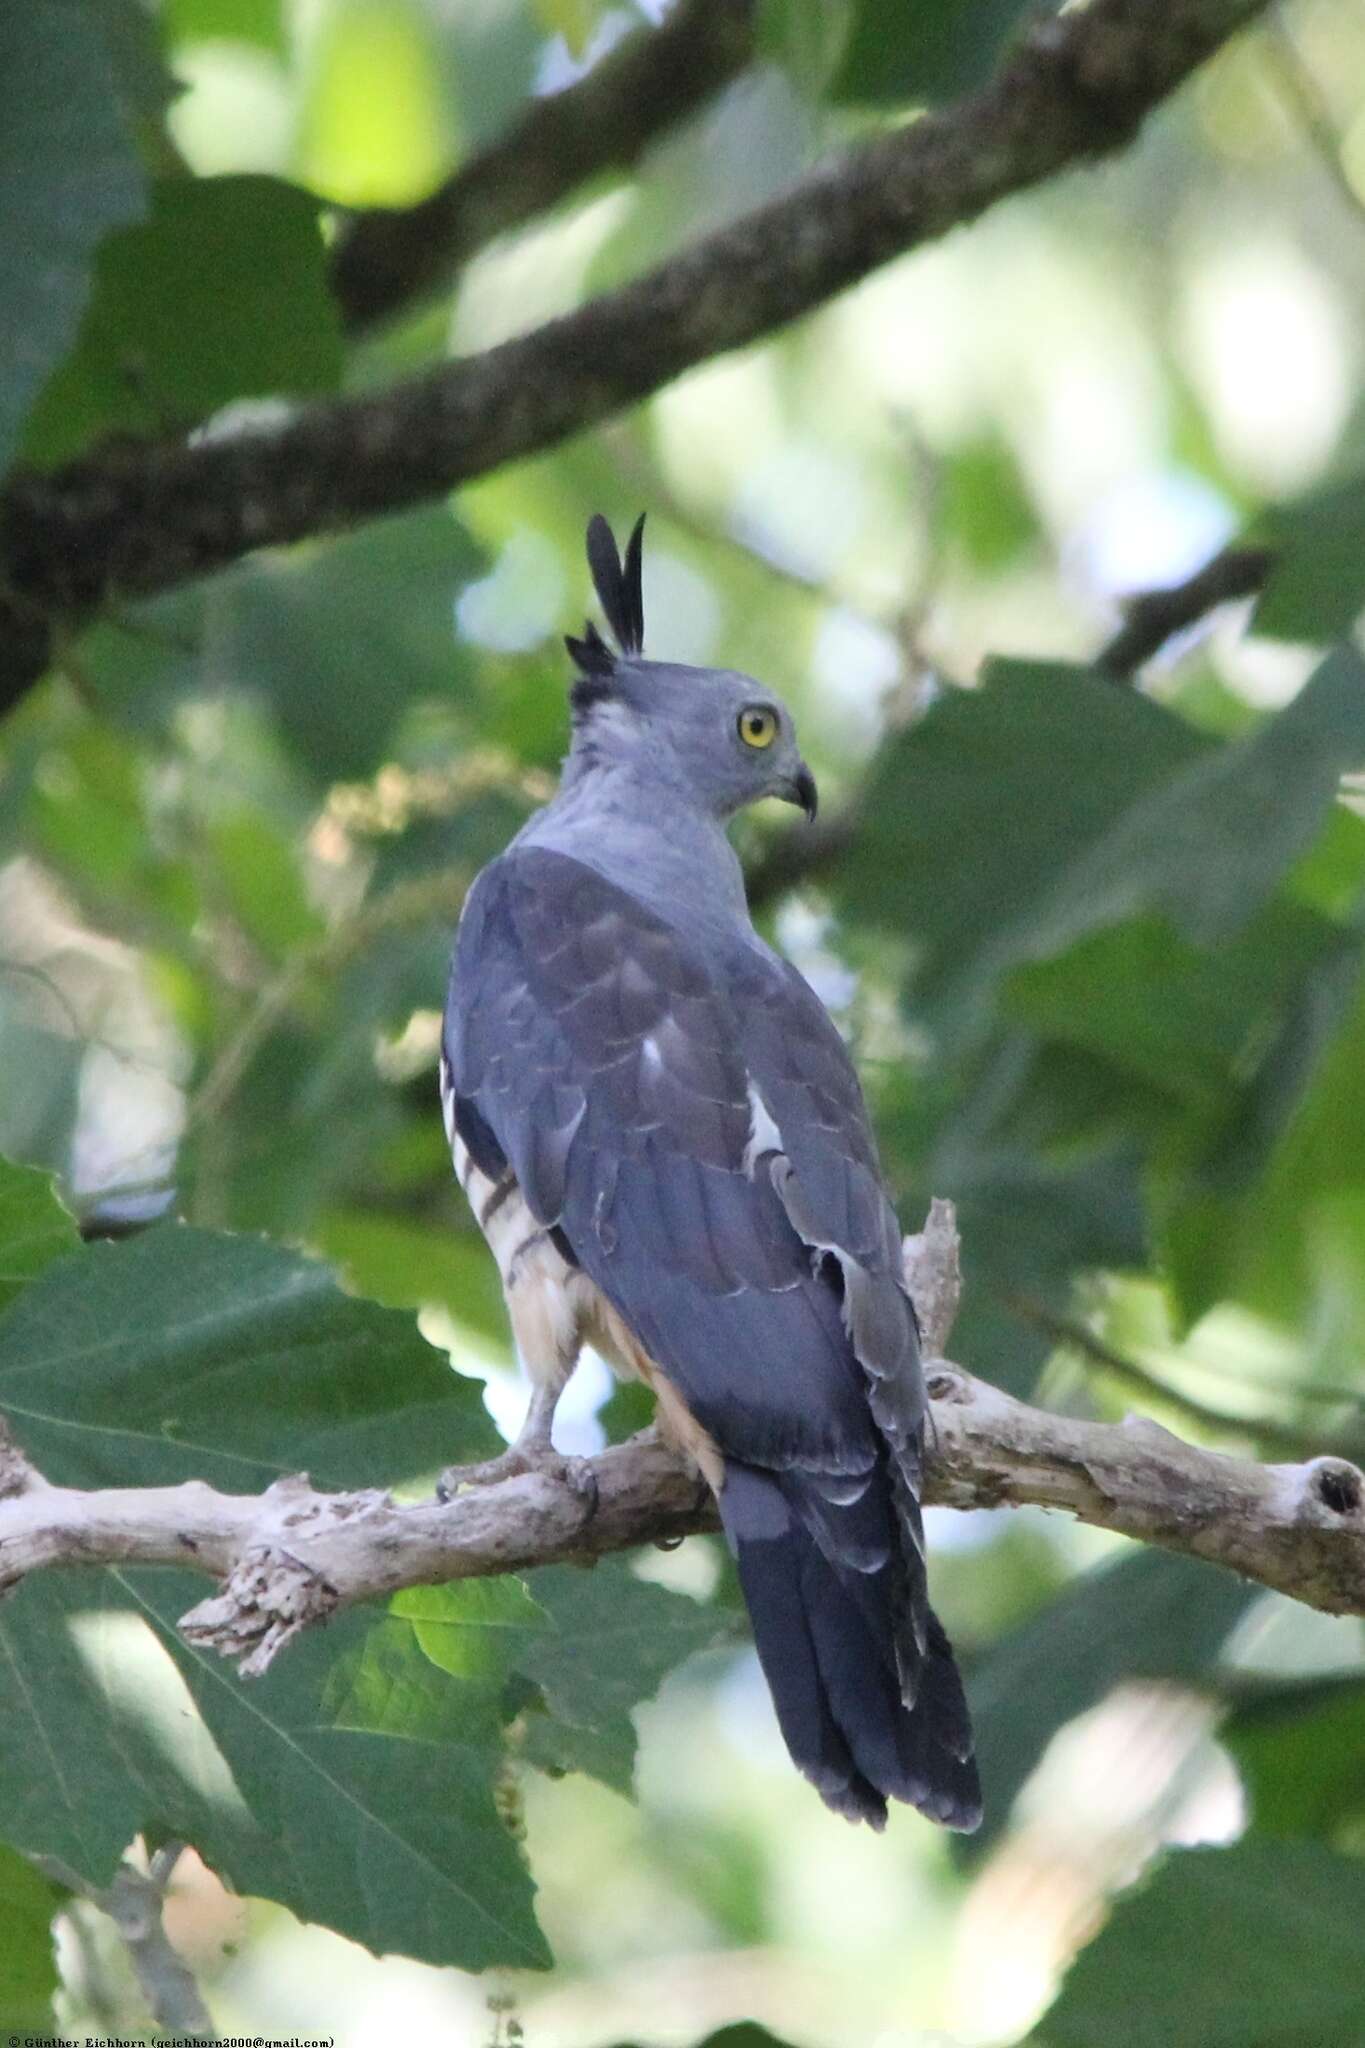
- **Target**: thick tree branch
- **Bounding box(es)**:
[0,1201,1361,1679]
[0,0,1270,709]
[331,0,757,333]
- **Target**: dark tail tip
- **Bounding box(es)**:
[720,1461,980,1830]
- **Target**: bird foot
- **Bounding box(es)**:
[436,1442,599,1515]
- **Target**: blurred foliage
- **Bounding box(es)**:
[5,0,1365,2040]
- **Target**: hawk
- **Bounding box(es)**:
[441,515,979,1830]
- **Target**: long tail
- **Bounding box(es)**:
[719,1459,980,1830]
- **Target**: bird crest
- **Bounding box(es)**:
[565,512,646,683]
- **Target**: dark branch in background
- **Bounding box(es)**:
[1013,1292,1357,1459]
[331,0,756,333]
[1098,543,1275,677]
[0,0,1272,711]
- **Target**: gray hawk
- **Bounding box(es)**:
[441,514,979,1830]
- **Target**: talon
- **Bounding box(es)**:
[436,1444,599,1512]
[563,1455,599,1519]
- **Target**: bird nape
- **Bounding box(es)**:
[440,513,980,1831]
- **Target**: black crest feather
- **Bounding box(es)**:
[564,513,647,704]
[586,513,646,653]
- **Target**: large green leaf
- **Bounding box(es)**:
[23,176,344,468]
[834,0,1045,106]
[837,662,1210,1033]
[398,1562,730,1800]
[1255,475,1365,644]
[0,1227,549,1967]
[163,0,284,54]
[0,1568,549,1971]
[1042,1840,1365,2047]
[0,0,146,476]
[81,507,482,784]
[1223,1675,1365,1843]
[1162,958,1365,1331]
[0,1157,79,1317]
[0,997,85,1181]
[1021,645,1365,957]
[840,653,1365,1039]
[313,1209,509,1346]
[0,1222,499,1492]
[0,1841,60,2028]
[964,1549,1258,1859]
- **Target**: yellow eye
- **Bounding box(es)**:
[738,705,778,750]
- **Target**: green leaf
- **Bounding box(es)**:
[758,0,854,98]
[839,652,1365,1045]
[0,1568,549,1971]
[0,1223,499,1492]
[1255,476,1365,644]
[946,1142,1148,1397]
[0,1841,60,2028]
[518,1562,729,1733]
[837,661,1209,1033]
[391,1579,642,1798]
[400,1563,729,1801]
[1042,1840,1365,2047]
[1021,645,1365,956]
[0,0,146,476]
[163,0,284,55]
[1224,1676,1365,1842]
[517,1706,637,1799]
[82,507,482,784]
[0,996,85,1180]
[206,806,325,963]
[1162,955,1365,1331]
[393,1577,549,1696]
[964,1549,1257,1859]
[1004,906,1350,1113]
[23,175,344,467]
[313,1209,509,1346]
[833,0,1042,106]
[0,1157,79,1317]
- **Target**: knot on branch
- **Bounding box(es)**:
[181,1542,340,1677]
[0,1417,34,1502]
[178,1471,392,1674]
[1299,1457,1365,1522]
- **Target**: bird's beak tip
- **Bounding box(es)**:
[793,764,819,824]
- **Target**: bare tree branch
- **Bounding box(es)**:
[1098,542,1275,677]
[0,0,1271,710]
[1,1205,1362,1682]
[331,0,757,333]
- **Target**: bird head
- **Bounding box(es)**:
[563,514,818,825]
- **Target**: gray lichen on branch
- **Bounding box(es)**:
[0,1203,1361,1679]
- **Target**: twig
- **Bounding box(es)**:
[1014,1294,1345,1457]
[331,0,757,332]
[0,0,1273,709]
[188,865,469,1130]
[39,1844,216,2039]
[1098,543,1275,677]
[1,1210,1362,1680]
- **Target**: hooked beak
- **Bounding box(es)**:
[788,762,819,824]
